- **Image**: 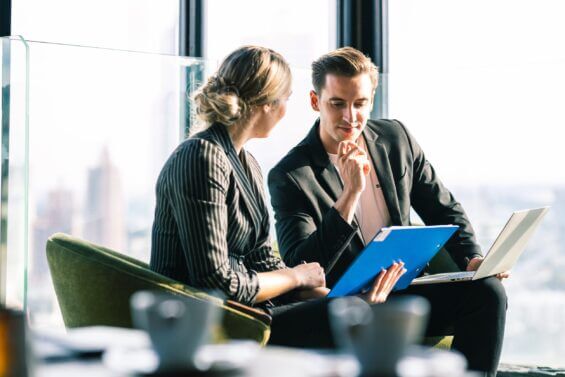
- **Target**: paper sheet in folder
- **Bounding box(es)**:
[327,225,459,298]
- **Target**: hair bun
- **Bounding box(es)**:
[191,46,291,132]
[214,75,241,97]
[193,76,248,127]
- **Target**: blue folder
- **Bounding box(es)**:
[327,225,459,298]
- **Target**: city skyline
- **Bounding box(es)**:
[26,153,565,365]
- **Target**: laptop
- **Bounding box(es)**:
[411,207,549,285]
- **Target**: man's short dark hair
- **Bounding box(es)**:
[311,47,379,94]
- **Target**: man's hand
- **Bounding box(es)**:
[360,261,407,304]
[337,141,371,195]
[333,141,371,223]
[466,257,510,280]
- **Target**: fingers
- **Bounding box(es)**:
[367,261,406,304]
[369,268,387,296]
[338,141,354,157]
[294,262,326,289]
[380,261,406,294]
[338,141,366,159]
[308,262,325,283]
[496,271,510,280]
[338,143,370,174]
[466,257,483,272]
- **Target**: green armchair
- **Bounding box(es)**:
[46,233,271,345]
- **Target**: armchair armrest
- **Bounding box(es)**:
[225,300,272,327]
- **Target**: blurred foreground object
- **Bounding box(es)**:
[0,308,29,377]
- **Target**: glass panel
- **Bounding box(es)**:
[22,40,210,328]
[205,0,337,68]
[389,0,565,367]
[1,36,29,311]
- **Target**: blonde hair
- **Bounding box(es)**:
[311,47,379,94]
[193,46,292,129]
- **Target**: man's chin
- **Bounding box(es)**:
[336,131,361,143]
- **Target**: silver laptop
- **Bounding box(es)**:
[411,207,549,285]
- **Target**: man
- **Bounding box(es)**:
[268,47,507,376]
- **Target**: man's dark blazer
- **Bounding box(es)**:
[268,119,482,288]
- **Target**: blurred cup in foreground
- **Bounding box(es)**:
[130,291,221,372]
[330,295,430,376]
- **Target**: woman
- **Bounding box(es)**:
[150,46,405,348]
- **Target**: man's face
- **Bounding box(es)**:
[310,73,375,153]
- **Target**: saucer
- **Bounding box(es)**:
[103,340,260,375]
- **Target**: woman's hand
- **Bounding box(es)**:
[360,261,406,304]
[294,286,331,300]
[292,262,326,289]
[255,263,324,303]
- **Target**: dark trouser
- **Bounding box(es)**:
[269,298,336,349]
[268,277,507,375]
[395,277,507,375]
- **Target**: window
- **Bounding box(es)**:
[205,0,337,212]
[205,0,336,68]
[389,0,565,366]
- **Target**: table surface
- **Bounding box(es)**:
[36,346,359,377]
[31,326,474,377]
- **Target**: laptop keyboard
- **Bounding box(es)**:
[414,271,475,283]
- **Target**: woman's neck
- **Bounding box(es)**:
[225,117,257,154]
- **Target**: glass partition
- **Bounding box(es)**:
[1,36,29,311]
[21,41,210,328]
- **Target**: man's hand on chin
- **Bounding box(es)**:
[466,257,511,280]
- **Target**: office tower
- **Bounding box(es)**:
[83,147,126,251]
[31,187,74,281]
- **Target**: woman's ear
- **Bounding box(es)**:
[262,103,272,113]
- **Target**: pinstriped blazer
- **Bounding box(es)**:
[150,122,286,305]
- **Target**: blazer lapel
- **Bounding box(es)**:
[239,150,269,220]
[303,120,342,202]
[205,124,264,240]
[363,126,403,225]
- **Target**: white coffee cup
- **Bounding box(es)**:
[130,291,222,372]
[330,295,430,376]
